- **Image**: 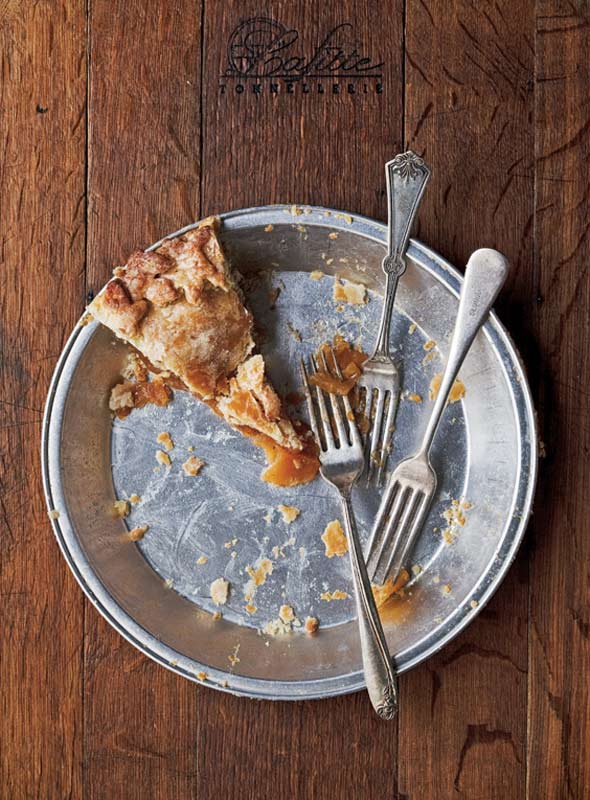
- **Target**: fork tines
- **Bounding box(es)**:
[366,479,430,586]
[361,384,398,484]
[300,348,362,454]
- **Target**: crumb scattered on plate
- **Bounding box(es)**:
[182,455,204,475]
[156,450,171,467]
[371,569,409,607]
[408,322,417,334]
[245,603,257,614]
[333,278,366,305]
[406,392,423,403]
[112,499,130,518]
[196,555,208,565]
[129,494,140,504]
[129,524,148,541]
[305,616,319,634]
[156,431,174,451]
[423,339,436,351]
[263,617,292,636]
[48,509,60,520]
[264,224,274,232]
[320,590,349,601]
[278,504,300,524]
[309,270,324,280]
[328,232,338,240]
[210,578,230,606]
[279,604,295,623]
[442,583,452,595]
[212,611,222,620]
[321,520,348,558]
[411,564,423,576]
[429,373,466,403]
[470,599,479,609]
[196,671,207,681]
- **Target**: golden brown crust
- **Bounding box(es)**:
[90,218,309,459]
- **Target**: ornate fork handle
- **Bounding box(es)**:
[372,151,431,360]
[340,492,398,719]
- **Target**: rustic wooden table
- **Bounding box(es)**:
[2,1,589,798]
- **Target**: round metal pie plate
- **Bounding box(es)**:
[42,205,537,701]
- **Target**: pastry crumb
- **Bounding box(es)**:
[371,569,410,607]
[320,590,349,601]
[263,617,292,636]
[210,577,230,606]
[196,555,208,565]
[408,322,417,334]
[196,671,207,681]
[228,644,241,666]
[279,604,295,623]
[423,339,436,351]
[245,603,257,614]
[290,205,303,216]
[156,450,171,467]
[406,392,423,403]
[129,524,148,541]
[156,431,174,451]
[278,504,300,524]
[220,679,229,688]
[48,509,60,520]
[429,373,466,403]
[321,520,348,558]
[309,270,324,280]
[245,558,273,589]
[129,494,140,504]
[164,578,174,589]
[442,583,452,595]
[112,499,130,518]
[212,611,222,620]
[264,224,274,232]
[328,232,338,240]
[470,599,479,609]
[333,278,366,305]
[182,455,205,475]
[411,564,423,576]
[304,616,319,634]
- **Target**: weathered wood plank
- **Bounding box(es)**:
[197,3,403,798]
[85,3,202,797]
[528,4,590,798]
[399,2,535,797]
[0,1,86,796]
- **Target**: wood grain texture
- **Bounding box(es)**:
[84,2,203,798]
[3,0,590,797]
[197,4,403,798]
[399,2,535,798]
[0,1,86,797]
[528,4,590,798]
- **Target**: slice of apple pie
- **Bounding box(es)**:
[89,217,319,486]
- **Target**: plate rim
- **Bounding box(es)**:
[42,203,538,701]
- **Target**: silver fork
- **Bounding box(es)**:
[366,248,510,585]
[301,349,398,719]
[360,151,431,484]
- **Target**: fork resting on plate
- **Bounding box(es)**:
[301,349,398,720]
[366,248,510,585]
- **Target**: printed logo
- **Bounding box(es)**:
[219,17,383,96]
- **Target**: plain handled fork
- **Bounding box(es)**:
[366,248,510,586]
[359,150,431,484]
[301,349,398,719]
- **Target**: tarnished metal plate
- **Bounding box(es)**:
[42,205,537,700]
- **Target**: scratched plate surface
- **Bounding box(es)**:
[42,206,537,700]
